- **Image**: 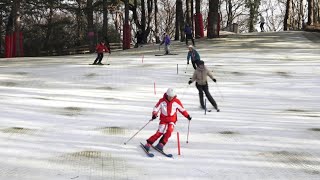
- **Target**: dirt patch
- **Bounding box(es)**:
[308,128,320,132]
[13,72,28,75]
[276,71,290,77]
[85,73,98,78]
[62,106,82,116]
[96,86,114,90]
[231,71,245,76]
[219,131,239,135]
[259,151,320,175]
[283,109,319,118]
[50,150,138,179]
[0,127,35,134]
[0,81,18,87]
[97,126,127,135]
[285,109,307,113]
[33,97,50,100]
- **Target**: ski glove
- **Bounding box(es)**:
[212,78,217,83]
[152,115,157,120]
[188,80,192,85]
[187,115,192,121]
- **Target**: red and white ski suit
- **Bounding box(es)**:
[147,93,190,145]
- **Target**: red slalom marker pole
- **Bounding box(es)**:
[177,132,181,155]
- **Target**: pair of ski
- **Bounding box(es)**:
[140,142,173,158]
[89,63,110,65]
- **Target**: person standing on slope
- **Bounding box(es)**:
[184,23,195,46]
[92,41,110,65]
[187,45,201,70]
[160,32,171,55]
[259,14,265,32]
[188,61,220,112]
[144,88,192,151]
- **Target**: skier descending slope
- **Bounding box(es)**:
[143,88,192,152]
[188,60,220,112]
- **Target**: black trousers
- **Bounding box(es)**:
[93,53,104,64]
[196,82,218,110]
[186,34,195,46]
[191,60,200,70]
[260,23,265,32]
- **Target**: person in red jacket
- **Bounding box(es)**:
[144,88,192,151]
[92,41,110,65]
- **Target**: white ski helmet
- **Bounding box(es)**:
[188,45,193,49]
[166,88,176,97]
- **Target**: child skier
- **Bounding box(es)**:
[187,45,201,70]
[144,88,192,151]
[92,41,110,65]
[188,60,220,112]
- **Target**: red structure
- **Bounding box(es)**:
[5,32,24,58]
[123,23,131,50]
[194,13,204,38]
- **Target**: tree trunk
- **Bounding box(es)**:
[284,0,292,30]
[186,0,192,25]
[86,0,95,52]
[0,12,2,56]
[44,1,54,50]
[102,0,109,42]
[208,0,219,38]
[75,0,83,46]
[175,0,182,40]
[307,0,314,25]
[123,0,130,49]
[146,0,153,42]
[227,0,233,27]
[179,0,185,41]
[191,0,194,30]
[298,0,304,29]
[155,0,160,43]
[195,0,200,38]
[141,0,146,42]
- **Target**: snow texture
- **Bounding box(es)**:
[0,31,320,180]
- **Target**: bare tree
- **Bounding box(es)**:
[307,0,314,25]
[175,0,183,40]
[207,0,219,38]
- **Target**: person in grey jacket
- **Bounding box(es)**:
[188,60,220,112]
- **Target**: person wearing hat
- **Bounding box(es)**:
[188,61,220,112]
[144,88,192,151]
[92,41,110,65]
[187,45,201,70]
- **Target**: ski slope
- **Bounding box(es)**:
[0,31,319,180]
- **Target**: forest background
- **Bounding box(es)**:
[0,0,319,57]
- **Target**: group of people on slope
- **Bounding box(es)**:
[90,25,220,153]
[143,31,220,152]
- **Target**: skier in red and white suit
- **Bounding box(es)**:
[144,88,192,151]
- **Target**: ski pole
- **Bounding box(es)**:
[215,82,224,101]
[105,53,111,65]
[184,63,189,73]
[124,119,152,145]
[186,120,191,143]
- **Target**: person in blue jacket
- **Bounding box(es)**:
[160,32,171,55]
[187,45,200,69]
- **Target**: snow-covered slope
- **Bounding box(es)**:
[0,31,319,180]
